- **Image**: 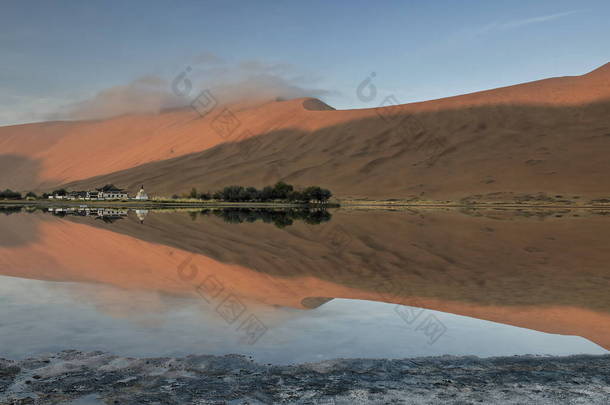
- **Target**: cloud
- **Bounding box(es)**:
[0,91,74,126]
[43,55,333,121]
[452,9,586,43]
[187,55,331,101]
[496,10,584,30]
[186,57,331,106]
[47,76,184,121]
[193,51,225,65]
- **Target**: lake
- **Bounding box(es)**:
[1,206,608,364]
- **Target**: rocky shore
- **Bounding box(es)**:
[1,351,609,404]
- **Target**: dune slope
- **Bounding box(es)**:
[1,64,609,200]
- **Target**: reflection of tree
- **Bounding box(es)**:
[95,216,124,224]
[0,206,22,215]
[202,208,331,229]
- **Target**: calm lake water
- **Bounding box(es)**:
[1,206,609,364]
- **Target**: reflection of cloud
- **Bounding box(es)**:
[46,279,289,330]
[50,282,187,328]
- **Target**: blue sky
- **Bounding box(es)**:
[1,0,609,125]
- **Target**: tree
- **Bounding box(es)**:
[221,186,245,202]
[302,186,320,202]
[260,186,274,202]
[25,191,38,200]
[189,188,198,199]
[51,188,68,196]
[245,187,259,201]
[0,189,21,200]
[207,182,332,203]
[272,181,293,199]
[319,188,332,202]
[287,190,307,203]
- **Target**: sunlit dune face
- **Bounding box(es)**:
[1,64,609,198]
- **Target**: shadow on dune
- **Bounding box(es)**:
[0,154,44,193]
[61,99,610,202]
[0,155,45,247]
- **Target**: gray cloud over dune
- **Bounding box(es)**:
[49,55,333,121]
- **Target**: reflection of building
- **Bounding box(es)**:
[134,185,149,201]
[48,185,150,201]
[98,186,128,200]
[50,186,128,200]
[48,207,128,221]
[67,191,88,200]
[135,209,149,224]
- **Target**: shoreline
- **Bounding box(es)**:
[1,199,610,210]
[0,200,334,209]
[1,351,609,404]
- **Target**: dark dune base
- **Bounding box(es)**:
[1,352,609,404]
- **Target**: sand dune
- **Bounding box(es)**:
[1,64,609,200]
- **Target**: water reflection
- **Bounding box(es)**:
[0,206,609,361]
[2,205,332,228]
[0,276,605,364]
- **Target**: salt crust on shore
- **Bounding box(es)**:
[1,351,609,404]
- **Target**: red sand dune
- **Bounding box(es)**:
[1,64,609,200]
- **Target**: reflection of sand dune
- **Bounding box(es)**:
[1,209,609,349]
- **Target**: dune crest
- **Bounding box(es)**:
[1,64,609,200]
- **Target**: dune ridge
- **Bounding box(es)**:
[0,64,609,200]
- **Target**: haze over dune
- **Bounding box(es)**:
[1,64,609,201]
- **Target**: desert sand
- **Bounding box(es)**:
[1,64,609,201]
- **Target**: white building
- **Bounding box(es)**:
[97,186,128,200]
[134,185,149,200]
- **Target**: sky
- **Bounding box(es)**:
[1,0,609,125]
